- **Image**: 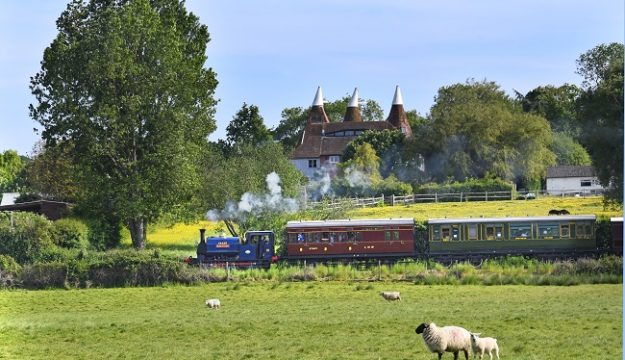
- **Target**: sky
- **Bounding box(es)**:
[0,0,623,156]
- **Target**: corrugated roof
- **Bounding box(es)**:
[546,166,596,178]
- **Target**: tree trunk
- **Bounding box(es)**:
[128,217,146,250]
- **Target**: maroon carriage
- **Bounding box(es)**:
[285,218,416,261]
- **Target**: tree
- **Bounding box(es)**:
[427,80,555,187]
[576,43,624,203]
[517,84,582,137]
[550,132,591,166]
[0,150,25,192]
[22,142,80,202]
[200,142,305,236]
[342,129,405,178]
[225,103,272,150]
[29,0,218,249]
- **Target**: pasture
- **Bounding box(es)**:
[0,283,621,359]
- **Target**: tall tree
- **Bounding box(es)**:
[576,43,624,203]
[225,103,272,149]
[550,132,591,166]
[29,0,218,249]
[517,84,582,137]
[23,142,81,202]
[427,80,555,187]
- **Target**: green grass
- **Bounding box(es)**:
[0,283,620,359]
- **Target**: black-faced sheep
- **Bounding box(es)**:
[380,291,401,301]
[470,333,499,360]
[205,298,220,309]
[415,322,472,360]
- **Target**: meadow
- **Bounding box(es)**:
[0,282,621,359]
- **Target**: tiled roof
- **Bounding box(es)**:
[546,165,596,178]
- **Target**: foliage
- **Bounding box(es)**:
[426,79,556,187]
[0,150,26,193]
[342,129,406,178]
[374,175,413,196]
[51,218,89,249]
[550,132,591,166]
[0,212,54,263]
[22,141,80,202]
[86,215,123,250]
[29,0,218,249]
[0,254,21,274]
[575,43,624,204]
[415,178,514,194]
[225,102,272,150]
[517,84,582,137]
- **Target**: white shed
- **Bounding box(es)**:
[546,166,603,195]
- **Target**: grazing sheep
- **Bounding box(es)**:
[380,291,401,301]
[205,298,220,309]
[470,333,499,360]
[415,322,472,360]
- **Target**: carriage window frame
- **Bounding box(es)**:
[510,223,532,240]
[384,231,391,241]
[393,231,400,240]
[538,223,560,239]
[560,224,570,238]
[441,226,451,242]
[485,224,503,240]
[467,224,478,240]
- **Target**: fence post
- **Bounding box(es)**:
[485,191,488,201]
[435,193,438,203]
[391,194,395,206]
[226,262,230,282]
[460,192,463,202]
[378,260,382,281]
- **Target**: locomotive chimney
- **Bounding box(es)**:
[199,228,206,243]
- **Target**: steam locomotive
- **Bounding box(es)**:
[189,215,623,267]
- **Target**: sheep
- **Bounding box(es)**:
[205,298,220,309]
[415,322,472,360]
[470,333,499,360]
[380,291,401,301]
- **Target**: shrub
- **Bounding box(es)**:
[0,212,54,263]
[51,218,88,249]
[374,175,412,196]
[416,178,514,194]
[20,262,68,289]
[0,254,21,273]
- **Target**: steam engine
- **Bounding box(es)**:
[192,229,277,269]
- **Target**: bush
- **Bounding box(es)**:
[374,175,412,196]
[20,262,68,289]
[416,178,514,194]
[0,212,54,263]
[51,218,89,249]
[0,254,21,273]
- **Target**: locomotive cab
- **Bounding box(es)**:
[194,229,275,268]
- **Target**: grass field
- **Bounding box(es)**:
[130,196,621,256]
[0,283,620,359]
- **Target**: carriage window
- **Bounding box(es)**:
[451,227,460,241]
[348,231,361,242]
[441,227,451,241]
[385,231,391,241]
[560,224,570,238]
[329,232,336,243]
[432,226,441,241]
[338,232,347,242]
[468,224,478,240]
[321,232,330,242]
[538,224,560,239]
[510,224,531,240]
[585,224,592,237]
[312,233,321,243]
[393,231,400,240]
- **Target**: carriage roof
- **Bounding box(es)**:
[427,215,596,225]
[286,218,415,229]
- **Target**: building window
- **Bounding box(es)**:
[329,156,340,164]
[308,159,317,168]
[580,180,592,187]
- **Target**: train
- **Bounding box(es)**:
[187,215,623,268]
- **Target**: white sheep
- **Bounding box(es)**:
[415,322,472,360]
[205,298,220,309]
[380,291,401,301]
[470,333,499,360]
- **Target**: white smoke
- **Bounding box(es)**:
[343,166,372,188]
[205,171,299,222]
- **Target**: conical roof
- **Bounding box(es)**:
[343,88,362,122]
[307,86,330,124]
[385,86,412,136]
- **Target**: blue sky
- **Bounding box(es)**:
[1,0,623,155]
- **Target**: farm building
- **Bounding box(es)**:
[289,86,412,179]
[545,165,604,195]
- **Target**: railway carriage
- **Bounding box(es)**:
[427,215,597,261]
[284,218,417,261]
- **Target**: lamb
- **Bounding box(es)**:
[415,322,472,360]
[470,333,499,360]
[380,291,401,301]
[205,298,220,309]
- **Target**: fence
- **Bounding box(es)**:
[303,189,604,210]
